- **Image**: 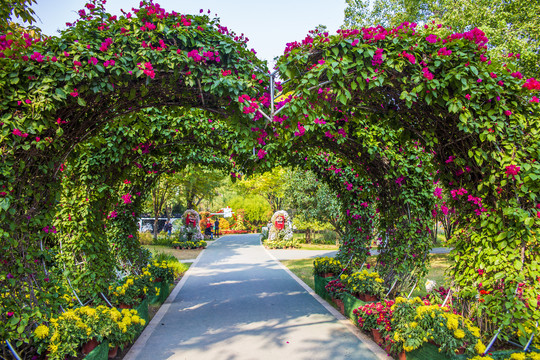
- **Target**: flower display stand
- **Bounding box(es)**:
[314,275,333,302]
[342,292,365,319]
[135,298,149,327]
[149,281,170,305]
[83,340,109,360]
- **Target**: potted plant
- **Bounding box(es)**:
[33,306,113,360]
[414,304,485,356]
[353,299,395,344]
[342,270,386,300]
[313,257,344,277]
[108,274,155,308]
[105,307,147,356]
[146,261,175,284]
[325,279,347,313]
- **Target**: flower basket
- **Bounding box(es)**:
[82,339,100,355]
[108,345,119,359]
[356,293,366,301]
[322,272,335,278]
[365,294,378,302]
[334,298,345,314]
[83,340,109,360]
[372,329,383,344]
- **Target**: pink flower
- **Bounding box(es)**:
[523,78,540,90]
[422,67,434,80]
[351,39,359,46]
[530,96,539,103]
[425,34,437,43]
[88,57,98,65]
[433,187,443,199]
[504,110,512,116]
[257,148,267,159]
[128,234,134,238]
[25,99,31,104]
[477,78,483,83]
[70,88,79,97]
[121,193,132,204]
[13,129,28,137]
[505,165,520,178]
[465,94,471,100]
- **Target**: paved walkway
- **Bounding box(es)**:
[127,234,383,360]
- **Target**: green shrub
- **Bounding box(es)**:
[138,232,153,245]
[263,238,299,249]
[150,252,189,278]
[170,240,206,249]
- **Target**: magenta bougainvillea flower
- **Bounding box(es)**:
[425,34,437,43]
[121,193,132,204]
[505,165,520,178]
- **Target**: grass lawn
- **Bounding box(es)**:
[281,259,315,290]
[282,253,453,296]
[297,243,339,251]
[143,245,202,260]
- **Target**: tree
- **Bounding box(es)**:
[177,165,226,210]
[234,167,287,213]
[284,168,343,242]
[343,0,540,77]
[229,194,271,225]
[0,0,37,31]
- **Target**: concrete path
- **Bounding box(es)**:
[126,234,383,360]
[269,247,451,261]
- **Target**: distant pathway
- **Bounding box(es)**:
[126,234,383,360]
[269,247,451,260]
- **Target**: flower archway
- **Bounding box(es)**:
[1,0,540,353]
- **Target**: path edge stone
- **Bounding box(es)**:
[261,237,390,360]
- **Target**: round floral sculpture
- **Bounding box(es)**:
[178,210,203,242]
[268,210,293,242]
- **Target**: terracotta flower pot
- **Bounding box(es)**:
[365,294,378,302]
[454,347,465,355]
[322,273,334,278]
[356,293,366,301]
[108,345,119,359]
[371,329,383,344]
[334,298,345,314]
[82,338,100,354]
[119,303,132,309]
[398,350,406,360]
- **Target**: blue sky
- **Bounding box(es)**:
[30,0,346,63]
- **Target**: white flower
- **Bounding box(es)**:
[425,279,437,293]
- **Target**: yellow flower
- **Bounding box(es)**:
[454,329,465,339]
[445,315,459,330]
[474,340,486,355]
[48,343,59,353]
[34,324,50,339]
[50,332,59,342]
[510,354,526,360]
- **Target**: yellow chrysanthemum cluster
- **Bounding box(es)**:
[33,305,147,360]
[34,324,50,339]
[313,256,343,275]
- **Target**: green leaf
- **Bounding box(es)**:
[77,97,87,106]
